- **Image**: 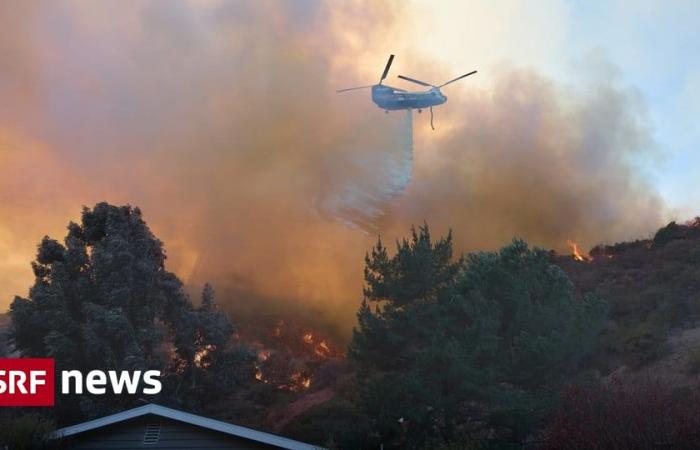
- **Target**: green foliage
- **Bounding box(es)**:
[0,413,55,450]
[351,226,606,448]
[9,203,251,423]
[283,398,377,449]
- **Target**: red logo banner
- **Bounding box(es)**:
[0,358,55,406]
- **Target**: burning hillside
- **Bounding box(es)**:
[235,318,344,393]
[556,218,700,369]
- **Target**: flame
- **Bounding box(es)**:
[567,240,590,262]
[254,361,270,383]
[289,371,312,390]
[314,340,331,357]
[257,349,271,362]
[194,344,214,368]
[302,332,314,345]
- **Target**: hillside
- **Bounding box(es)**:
[278,220,700,443]
[557,219,700,374]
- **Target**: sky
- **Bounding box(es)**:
[411,0,700,215]
[0,1,698,334]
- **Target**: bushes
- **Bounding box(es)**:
[0,413,56,450]
[562,220,700,368]
[543,379,700,449]
[605,321,667,367]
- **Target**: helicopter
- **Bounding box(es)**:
[336,54,477,129]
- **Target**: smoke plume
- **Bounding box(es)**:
[0,1,665,337]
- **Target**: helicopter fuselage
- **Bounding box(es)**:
[371,85,447,111]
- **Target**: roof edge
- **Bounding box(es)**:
[49,403,323,450]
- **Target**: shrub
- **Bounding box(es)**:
[542,379,700,449]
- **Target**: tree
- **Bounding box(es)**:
[9,203,249,422]
[350,226,606,448]
[166,283,256,412]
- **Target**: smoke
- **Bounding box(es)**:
[0,1,666,337]
[378,67,665,253]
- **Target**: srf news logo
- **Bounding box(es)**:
[1,358,162,407]
[0,358,54,406]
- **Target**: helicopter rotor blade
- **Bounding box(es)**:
[397,75,435,88]
[379,54,395,84]
[438,70,477,88]
[336,85,374,93]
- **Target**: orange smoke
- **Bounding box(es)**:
[0,2,666,344]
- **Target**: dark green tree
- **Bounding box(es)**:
[350,226,606,448]
[9,203,250,422]
[167,283,256,412]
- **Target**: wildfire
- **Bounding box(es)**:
[302,332,314,345]
[314,340,331,357]
[290,371,312,391]
[194,344,214,368]
[567,240,590,262]
[257,349,271,362]
[246,321,339,390]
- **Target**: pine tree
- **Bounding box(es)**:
[350,227,607,448]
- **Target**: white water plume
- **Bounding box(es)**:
[317,110,414,232]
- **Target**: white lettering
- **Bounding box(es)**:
[10,371,27,394]
[108,370,141,394]
[62,370,83,394]
[142,370,162,395]
[29,370,46,394]
[86,370,107,394]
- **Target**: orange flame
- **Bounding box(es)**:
[302,332,314,345]
[314,340,331,357]
[194,344,214,368]
[566,240,590,262]
[257,349,271,362]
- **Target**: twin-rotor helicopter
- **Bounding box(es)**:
[336,55,476,129]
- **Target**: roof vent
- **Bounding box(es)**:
[143,422,161,445]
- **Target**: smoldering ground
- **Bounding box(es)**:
[0,1,665,338]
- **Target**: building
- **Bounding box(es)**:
[49,403,325,449]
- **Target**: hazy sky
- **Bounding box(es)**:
[0,1,697,332]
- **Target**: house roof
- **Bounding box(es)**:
[49,403,324,450]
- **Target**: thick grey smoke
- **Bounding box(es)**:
[0,2,665,337]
